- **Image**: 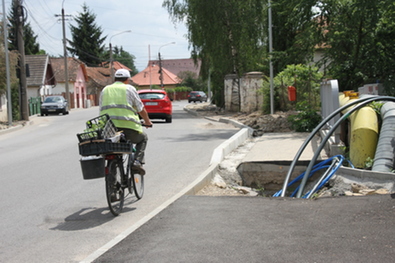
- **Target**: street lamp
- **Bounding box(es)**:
[109,30,132,82]
[158,42,175,89]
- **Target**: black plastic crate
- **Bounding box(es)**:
[77,114,117,142]
[79,141,133,156]
[80,157,105,179]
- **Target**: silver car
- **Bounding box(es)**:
[188,91,208,103]
[40,96,69,116]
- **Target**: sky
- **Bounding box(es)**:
[9,0,191,71]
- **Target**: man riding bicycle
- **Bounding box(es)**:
[99,68,153,175]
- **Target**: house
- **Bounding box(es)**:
[131,63,181,89]
[51,57,88,109]
[148,58,201,77]
[25,55,56,99]
[86,66,111,105]
[86,63,135,106]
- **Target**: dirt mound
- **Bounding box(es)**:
[187,102,294,136]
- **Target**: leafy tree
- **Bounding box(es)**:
[316,0,395,92]
[68,3,106,66]
[267,0,320,75]
[177,71,205,91]
[111,46,138,76]
[164,0,266,106]
[0,20,21,120]
[7,0,41,54]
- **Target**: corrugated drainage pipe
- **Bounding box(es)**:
[372,101,395,172]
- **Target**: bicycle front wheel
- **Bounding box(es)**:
[105,159,125,216]
[132,171,144,199]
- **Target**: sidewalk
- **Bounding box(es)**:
[82,111,395,263]
[92,194,395,263]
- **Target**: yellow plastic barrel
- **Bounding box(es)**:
[340,91,359,114]
[349,106,378,168]
[339,93,349,108]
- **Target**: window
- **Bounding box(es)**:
[139,93,165,100]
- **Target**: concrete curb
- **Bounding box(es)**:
[210,127,251,165]
[0,124,25,135]
[81,107,252,263]
[0,115,37,136]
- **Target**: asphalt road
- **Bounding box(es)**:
[0,100,239,262]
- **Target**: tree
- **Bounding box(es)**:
[68,3,106,66]
[375,0,395,94]
[268,0,320,74]
[7,0,40,54]
[164,0,266,106]
[177,71,205,91]
[0,19,21,120]
[316,0,395,92]
[112,46,138,76]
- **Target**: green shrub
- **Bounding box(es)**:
[288,101,321,132]
[166,86,192,93]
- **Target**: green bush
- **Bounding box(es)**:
[261,64,323,113]
[166,86,192,94]
[288,101,321,132]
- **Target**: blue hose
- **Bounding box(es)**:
[273,155,347,198]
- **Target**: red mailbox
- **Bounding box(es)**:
[288,86,296,101]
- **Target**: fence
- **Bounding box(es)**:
[28,97,41,116]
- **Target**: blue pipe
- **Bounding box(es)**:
[273,155,344,197]
[303,156,345,198]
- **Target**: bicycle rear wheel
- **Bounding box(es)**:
[132,171,144,199]
[105,159,125,216]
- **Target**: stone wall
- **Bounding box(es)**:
[224,72,264,113]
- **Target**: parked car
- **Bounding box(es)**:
[40,96,68,116]
[188,91,208,103]
[138,89,173,123]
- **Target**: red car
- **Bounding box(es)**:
[138,89,173,123]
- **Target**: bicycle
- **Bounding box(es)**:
[77,114,147,216]
[104,145,144,216]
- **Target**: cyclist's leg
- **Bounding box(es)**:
[122,128,148,164]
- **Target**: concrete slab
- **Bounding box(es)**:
[237,133,326,190]
[242,132,323,162]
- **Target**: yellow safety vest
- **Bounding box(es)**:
[100,82,142,133]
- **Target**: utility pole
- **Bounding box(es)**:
[61,4,70,110]
[55,2,72,110]
[158,42,175,90]
[158,52,163,89]
[268,0,274,114]
[149,45,152,90]
[109,42,113,82]
[15,0,28,120]
[3,0,12,125]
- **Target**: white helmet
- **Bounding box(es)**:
[114,69,131,78]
